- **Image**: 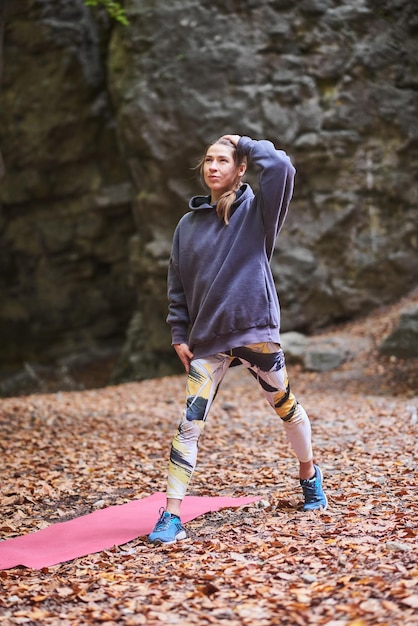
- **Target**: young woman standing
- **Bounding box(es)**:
[149,134,327,544]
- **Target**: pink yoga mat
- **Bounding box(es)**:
[0,492,260,570]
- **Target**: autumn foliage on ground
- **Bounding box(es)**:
[1,296,417,625]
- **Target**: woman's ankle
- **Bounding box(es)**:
[166,497,182,518]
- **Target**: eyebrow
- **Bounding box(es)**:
[205,152,232,159]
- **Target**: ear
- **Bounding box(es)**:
[238,162,247,177]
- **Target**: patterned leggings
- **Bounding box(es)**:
[166,342,313,500]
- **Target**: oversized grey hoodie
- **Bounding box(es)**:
[167,135,296,359]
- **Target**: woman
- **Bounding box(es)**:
[149,134,327,544]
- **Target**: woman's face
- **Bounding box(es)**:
[203,143,246,202]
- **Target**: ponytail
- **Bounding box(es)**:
[216,188,238,225]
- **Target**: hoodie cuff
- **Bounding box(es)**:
[238,135,253,152]
[170,324,188,346]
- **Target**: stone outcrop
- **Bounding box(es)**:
[108,0,418,382]
[281,331,371,372]
[0,0,417,393]
[379,305,418,358]
[0,0,135,384]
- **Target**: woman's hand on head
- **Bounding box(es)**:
[173,343,194,373]
[220,134,241,146]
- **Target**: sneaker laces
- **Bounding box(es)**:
[301,474,320,501]
[154,508,177,531]
[302,479,315,492]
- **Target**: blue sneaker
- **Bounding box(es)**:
[300,464,328,511]
[148,508,187,544]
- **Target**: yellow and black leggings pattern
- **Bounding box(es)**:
[166,342,313,500]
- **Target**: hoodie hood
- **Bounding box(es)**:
[189,184,250,211]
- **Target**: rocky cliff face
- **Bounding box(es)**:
[0,0,135,387]
[109,0,418,381]
[0,0,417,392]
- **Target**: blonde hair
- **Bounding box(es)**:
[198,138,247,225]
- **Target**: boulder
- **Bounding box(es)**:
[282,332,366,372]
[379,306,418,358]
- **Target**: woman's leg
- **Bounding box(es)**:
[231,343,313,470]
[231,342,326,510]
[166,354,231,515]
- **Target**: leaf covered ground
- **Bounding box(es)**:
[1,295,417,626]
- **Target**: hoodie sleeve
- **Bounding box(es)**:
[166,227,190,345]
[238,136,296,260]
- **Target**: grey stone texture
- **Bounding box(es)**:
[281,331,369,372]
[379,305,418,358]
[0,0,417,390]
